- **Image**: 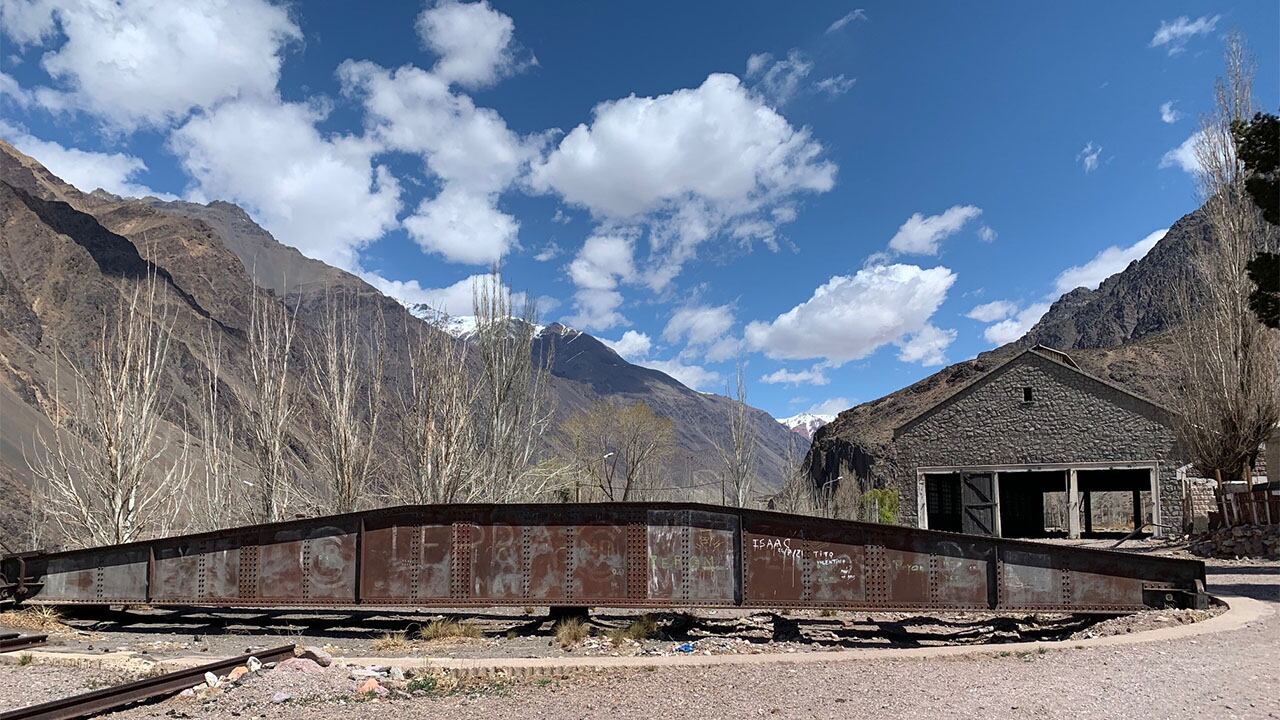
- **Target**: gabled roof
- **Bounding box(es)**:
[892,344,1175,438]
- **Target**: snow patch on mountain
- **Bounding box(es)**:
[776,412,834,440]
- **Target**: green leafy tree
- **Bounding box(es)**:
[1232,111,1279,328]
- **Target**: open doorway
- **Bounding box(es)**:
[1077,469,1154,537]
[998,470,1067,538]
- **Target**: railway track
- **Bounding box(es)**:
[0,644,296,720]
[0,633,48,653]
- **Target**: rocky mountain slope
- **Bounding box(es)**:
[805,208,1223,486]
[0,141,796,543]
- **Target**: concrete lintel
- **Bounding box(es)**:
[918,461,1160,474]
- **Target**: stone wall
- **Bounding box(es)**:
[894,351,1184,530]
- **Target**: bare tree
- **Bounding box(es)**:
[0,468,43,553]
[189,321,246,531]
[305,289,386,514]
[1173,34,1280,491]
[471,274,560,502]
[27,274,188,547]
[564,399,674,501]
[245,284,299,522]
[772,433,817,514]
[717,363,758,507]
[394,313,481,504]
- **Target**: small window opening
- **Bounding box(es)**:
[1022,387,1034,403]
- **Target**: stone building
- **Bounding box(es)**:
[893,345,1184,538]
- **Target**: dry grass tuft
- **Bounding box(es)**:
[0,606,70,635]
[371,630,412,651]
[418,619,483,642]
[554,617,588,648]
[607,614,659,644]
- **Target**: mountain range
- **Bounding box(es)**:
[0,140,797,542]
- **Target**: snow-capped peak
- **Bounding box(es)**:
[776,412,834,440]
[408,306,557,340]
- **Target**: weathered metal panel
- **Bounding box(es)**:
[471,524,523,600]
[150,536,241,603]
[41,548,148,604]
[525,525,568,602]
[927,539,991,608]
[646,509,735,604]
[1000,548,1062,607]
[5,502,1207,613]
[360,523,452,602]
[570,524,628,601]
[742,517,866,606]
[256,524,357,603]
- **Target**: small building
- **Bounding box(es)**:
[893,345,1184,538]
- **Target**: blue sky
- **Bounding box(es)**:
[1,1,1277,420]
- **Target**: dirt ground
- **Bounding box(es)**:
[0,546,1276,720]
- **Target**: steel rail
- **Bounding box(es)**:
[0,634,47,653]
[0,644,296,720]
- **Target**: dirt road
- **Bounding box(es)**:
[1,560,1275,720]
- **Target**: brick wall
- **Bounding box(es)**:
[894,351,1185,531]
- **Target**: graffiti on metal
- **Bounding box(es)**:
[0,503,1207,613]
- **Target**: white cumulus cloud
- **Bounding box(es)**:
[888,205,982,255]
[416,0,529,89]
[0,0,301,130]
[1160,131,1203,176]
[641,358,722,391]
[601,330,651,360]
[403,186,518,265]
[530,73,835,288]
[895,324,956,366]
[761,366,829,386]
[803,397,851,416]
[983,302,1051,345]
[170,97,401,272]
[965,299,1018,323]
[1160,101,1181,124]
[0,120,172,198]
[1054,229,1167,294]
[364,271,523,317]
[568,233,635,290]
[745,263,956,365]
[663,304,735,347]
[338,59,539,265]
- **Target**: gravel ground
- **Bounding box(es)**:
[1,555,1275,719]
[0,662,140,711]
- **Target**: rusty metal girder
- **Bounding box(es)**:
[0,503,1207,613]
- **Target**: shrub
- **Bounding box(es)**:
[863,488,900,524]
[554,618,588,648]
[371,631,411,651]
[418,619,483,642]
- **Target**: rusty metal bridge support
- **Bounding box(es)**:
[0,503,1206,613]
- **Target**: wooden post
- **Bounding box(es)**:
[992,472,1003,538]
[1067,469,1080,539]
[1131,490,1142,533]
[1150,466,1163,538]
[1083,491,1093,535]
